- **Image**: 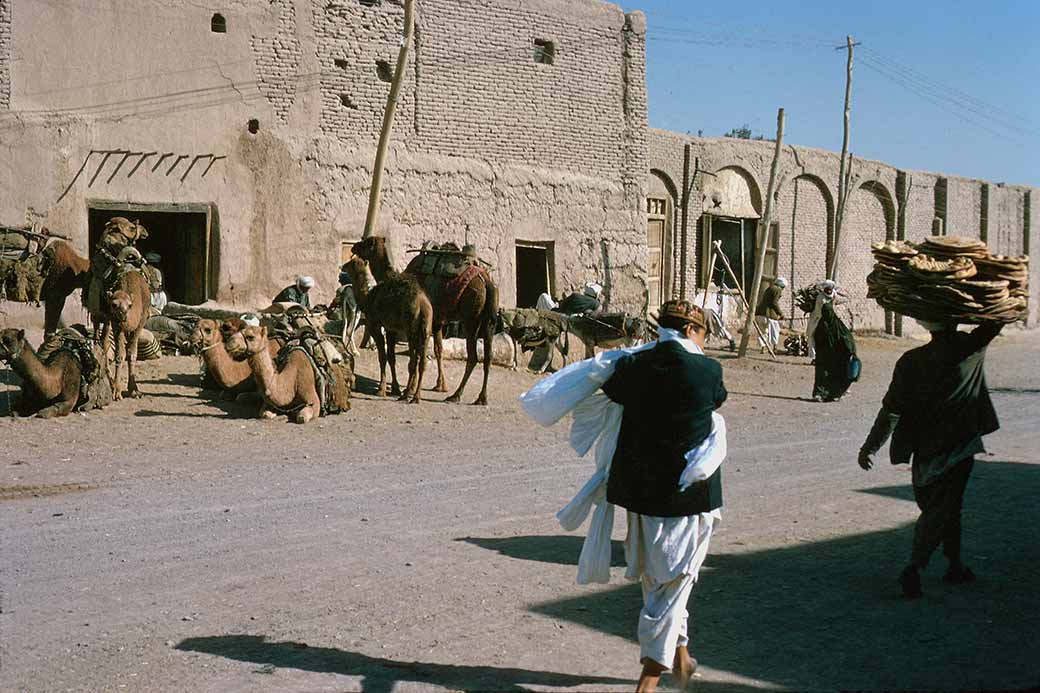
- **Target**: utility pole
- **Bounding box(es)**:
[828,35,860,280]
[363,0,415,238]
[738,107,785,358]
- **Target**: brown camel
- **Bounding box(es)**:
[342,256,433,403]
[40,240,91,335]
[352,237,498,405]
[100,269,151,400]
[223,323,322,423]
[190,318,282,398]
[0,328,82,418]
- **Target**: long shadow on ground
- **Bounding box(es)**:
[176,635,631,692]
[519,461,1040,691]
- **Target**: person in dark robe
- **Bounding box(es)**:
[556,282,603,315]
[811,301,857,401]
[273,276,314,309]
[858,320,1002,598]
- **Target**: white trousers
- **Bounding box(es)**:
[639,572,697,667]
[805,317,818,359]
[755,316,780,350]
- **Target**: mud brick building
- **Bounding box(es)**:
[0,0,1036,329]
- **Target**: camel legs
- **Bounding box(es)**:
[446,327,478,404]
[432,328,448,392]
[403,324,430,404]
[43,290,68,336]
[35,396,76,419]
[474,320,493,405]
[110,329,125,401]
[372,325,390,397]
[386,334,402,397]
[126,329,142,398]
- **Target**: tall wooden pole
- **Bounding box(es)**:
[680,144,691,299]
[828,35,856,280]
[362,0,415,238]
[737,108,785,358]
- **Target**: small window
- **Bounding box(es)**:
[334,58,348,70]
[375,60,394,83]
[359,0,381,6]
[247,118,260,134]
[339,94,357,109]
[211,13,227,33]
[533,39,555,65]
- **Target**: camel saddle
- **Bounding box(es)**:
[37,328,112,412]
[274,326,353,417]
[405,243,492,318]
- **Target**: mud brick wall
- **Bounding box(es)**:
[648,131,1038,330]
[0,0,10,109]
[251,0,303,123]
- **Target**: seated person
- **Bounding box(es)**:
[143,252,167,314]
[274,275,314,309]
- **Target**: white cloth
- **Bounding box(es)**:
[520,327,726,585]
[756,316,780,350]
[150,290,168,313]
[536,292,558,312]
[639,572,696,667]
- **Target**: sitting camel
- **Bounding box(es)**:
[0,328,83,418]
[99,269,151,400]
[224,323,323,423]
[352,237,498,405]
[190,318,282,399]
[342,256,433,403]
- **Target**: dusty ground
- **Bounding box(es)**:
[1,328,1038,692]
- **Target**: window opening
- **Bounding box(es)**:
[359,0,381,7]
[375,60,394,83]
[247,118,260,134]
[211,13,227,33]
[533,39,555,65]
[339,94,357,109]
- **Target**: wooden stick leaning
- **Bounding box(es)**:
[701,247,718,312]
[712,240,777,360]
[738,107,785,357]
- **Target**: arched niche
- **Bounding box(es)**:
[702,166,762,219]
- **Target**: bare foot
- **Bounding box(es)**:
[673,646,698,689]
[636,658,667,693]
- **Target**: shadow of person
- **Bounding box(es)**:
[176,634,631,692]
[458,535,626,568]
[527,460,1040,691]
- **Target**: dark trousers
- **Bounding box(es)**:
[911,458,974,568]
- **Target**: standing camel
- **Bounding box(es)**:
[342,256,433,404]
[100,269,150,400]
[352,237,498,405]
[0,328,84,418]
[40,240,90,335]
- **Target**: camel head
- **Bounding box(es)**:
[341,256,374,296]
[351,237,390,263]
[0,328,27,363]
[225,324,268,360]
[189,319,221,353]
[105,216,148,243]
[106,288,135,324]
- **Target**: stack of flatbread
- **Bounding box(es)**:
[866,236,1028,323]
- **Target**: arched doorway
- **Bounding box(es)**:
[647,170,677,308]
[698,166,763,292]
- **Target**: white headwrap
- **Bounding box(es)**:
[240,314,261,327]
[297,276,315,289]
[583,282,603,298]
[774,276,788,288]
[818,279,836,291]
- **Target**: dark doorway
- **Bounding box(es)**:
[87,206,212,305]
[709,217,756,291]
[515,241,554,308]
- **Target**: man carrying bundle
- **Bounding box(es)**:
[858,319,1003,598]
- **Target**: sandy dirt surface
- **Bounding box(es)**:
[1,329,1039,692]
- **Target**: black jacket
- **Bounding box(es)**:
[602,340,727,517]
[879,323,1001,466]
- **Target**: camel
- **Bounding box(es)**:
[100,269,151,400]
[223,323,323,423]
[0,328,83,418]
[342,256,433,403]
[190,318,282,398]
[40,240,91,335]
[352,237,498,405]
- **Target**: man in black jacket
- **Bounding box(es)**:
[602,300,727,692]
[859,320,1003,598]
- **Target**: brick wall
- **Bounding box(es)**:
[251,0,302,123]
[0,0,10,109]
[648,131,1038,330]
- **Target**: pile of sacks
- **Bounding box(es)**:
[867,235,1028,323]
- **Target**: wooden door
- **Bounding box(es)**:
[647,218,665,309]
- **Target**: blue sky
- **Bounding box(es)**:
[623,1,1039,186]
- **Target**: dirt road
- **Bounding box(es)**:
[2,330,1038,692]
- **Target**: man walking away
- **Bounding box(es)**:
[601,301,727,691]
[858,320,1003,598]
[755,276,786,353]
